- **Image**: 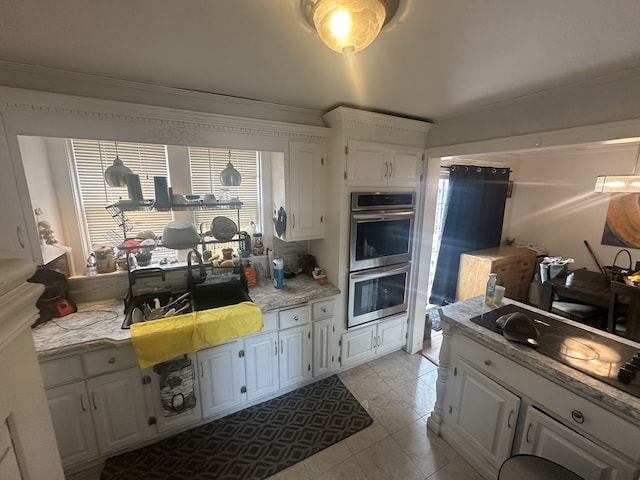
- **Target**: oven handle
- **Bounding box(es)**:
[350,264,410,280]
[351,211,415,221]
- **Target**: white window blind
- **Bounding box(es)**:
[70,140,173,248]
[188,147,260,233]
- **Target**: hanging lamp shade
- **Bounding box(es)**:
[302,0,398,54]
[594,143,640,193]
[220,150,242,186]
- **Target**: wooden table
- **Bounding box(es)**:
[539,269,610,312]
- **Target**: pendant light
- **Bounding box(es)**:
[220,150,242,187]
[301,0,399,54]
[104,142,133,188]
[594,143,640,193]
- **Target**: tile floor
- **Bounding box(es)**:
[267,348,484,480]
[71,344,482,480]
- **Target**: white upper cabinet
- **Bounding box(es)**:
[346,140,423,188]
[272,140,326,241]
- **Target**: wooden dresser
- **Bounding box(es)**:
[456,246,537,302]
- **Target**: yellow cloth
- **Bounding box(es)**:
[130,301,263,369]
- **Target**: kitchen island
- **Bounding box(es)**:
[428,296,640,480]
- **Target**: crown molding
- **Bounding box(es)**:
[0,85,329,144]
[323,105,432,136]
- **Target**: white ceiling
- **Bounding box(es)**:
[1,0,640,123]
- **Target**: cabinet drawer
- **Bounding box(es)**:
[262,311,278,332]
[458,335,640,463]
[40,355,84,388]
[279,305,310,329]
[83,346,138,377]
[312,299,334,320]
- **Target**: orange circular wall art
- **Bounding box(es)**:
[602,193,640,248]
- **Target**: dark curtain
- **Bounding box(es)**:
[429,165,510,305]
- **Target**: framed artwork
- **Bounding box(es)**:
[601,193,640,248]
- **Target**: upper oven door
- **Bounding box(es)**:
[350,210,415,271]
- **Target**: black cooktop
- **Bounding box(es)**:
[470,304,640,398]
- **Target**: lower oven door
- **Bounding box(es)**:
[348,263,411,328]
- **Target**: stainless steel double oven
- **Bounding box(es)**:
[348,192,415,328]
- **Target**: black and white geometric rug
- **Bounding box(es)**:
[101,375,372,480]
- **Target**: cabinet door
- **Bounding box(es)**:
[245,331,279,401]
[87,368,152,455]
[313,318,334,377]
[279,324,312,390]
[376,315,407,355]
[388,149,420,187]
[517,406,639,480]
[288,141,325,240]
[0,114,31,260]
[198,341,245,418]
[450,361,520,471]
[340,324,376,368]
[46,382,99,467]
[346,140,389,187]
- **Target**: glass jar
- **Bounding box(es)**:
[253,233,264,255]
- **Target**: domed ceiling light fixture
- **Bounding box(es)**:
[220,150,242,187]
[595,142,640,193]
[301,0,399,54]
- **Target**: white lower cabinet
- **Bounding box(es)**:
[244,331,279,402]
[340,315,406,368]
[46,367,152,467]
[197,340,245,418]
[279,323,312,389]
[446,361,520,471]
[516,406,638,480]
[433,328,640,480]
[46,382,99,467]
[312,298,337,377]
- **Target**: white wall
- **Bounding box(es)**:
[505,144,640,270]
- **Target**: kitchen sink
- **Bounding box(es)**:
[122,279,251,329]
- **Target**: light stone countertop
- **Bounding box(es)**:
[32,275,339,360]
[440,296,640,425]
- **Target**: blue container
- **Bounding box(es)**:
[273,256,284,289]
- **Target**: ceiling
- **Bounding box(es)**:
[1,0,640,123]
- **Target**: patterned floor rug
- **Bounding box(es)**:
[101,375,372,480]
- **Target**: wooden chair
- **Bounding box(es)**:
[607,281,640,341]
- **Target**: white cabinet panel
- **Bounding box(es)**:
[517,406,639,480]
[87,368,152,455]
[341,324,377,368]
[376,315,406,355]
[46,382,99,467]
[313,318,333,377]
[245,331,279,401]
[450,361,520,471]
[279,324,312,390]
[346,140,422,188]
[198,341,245,418]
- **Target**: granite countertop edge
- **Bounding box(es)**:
[33,276,340,360]
[439,297,640,425]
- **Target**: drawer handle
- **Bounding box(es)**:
[294,316,299,321]
[108,357,116,364]
[321,307,327,313]
[80,393,87,412]
[525,423,533,443]
[507,409,514,428]
[571,410,585,424]
[91,392,97,410]
[484,359,492,366]
[274,340,278,356]
[280,340,284,355]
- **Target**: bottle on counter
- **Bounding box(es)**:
[86,252,97,276]
[243,261,257,288]
[273,256,284,289]
[485,273,497,305]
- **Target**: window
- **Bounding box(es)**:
[188,147,261,233]
[70,140,173,249]
[427,168,450,301]
[69,140,263,270]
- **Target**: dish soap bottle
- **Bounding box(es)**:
[485,273,497,305]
